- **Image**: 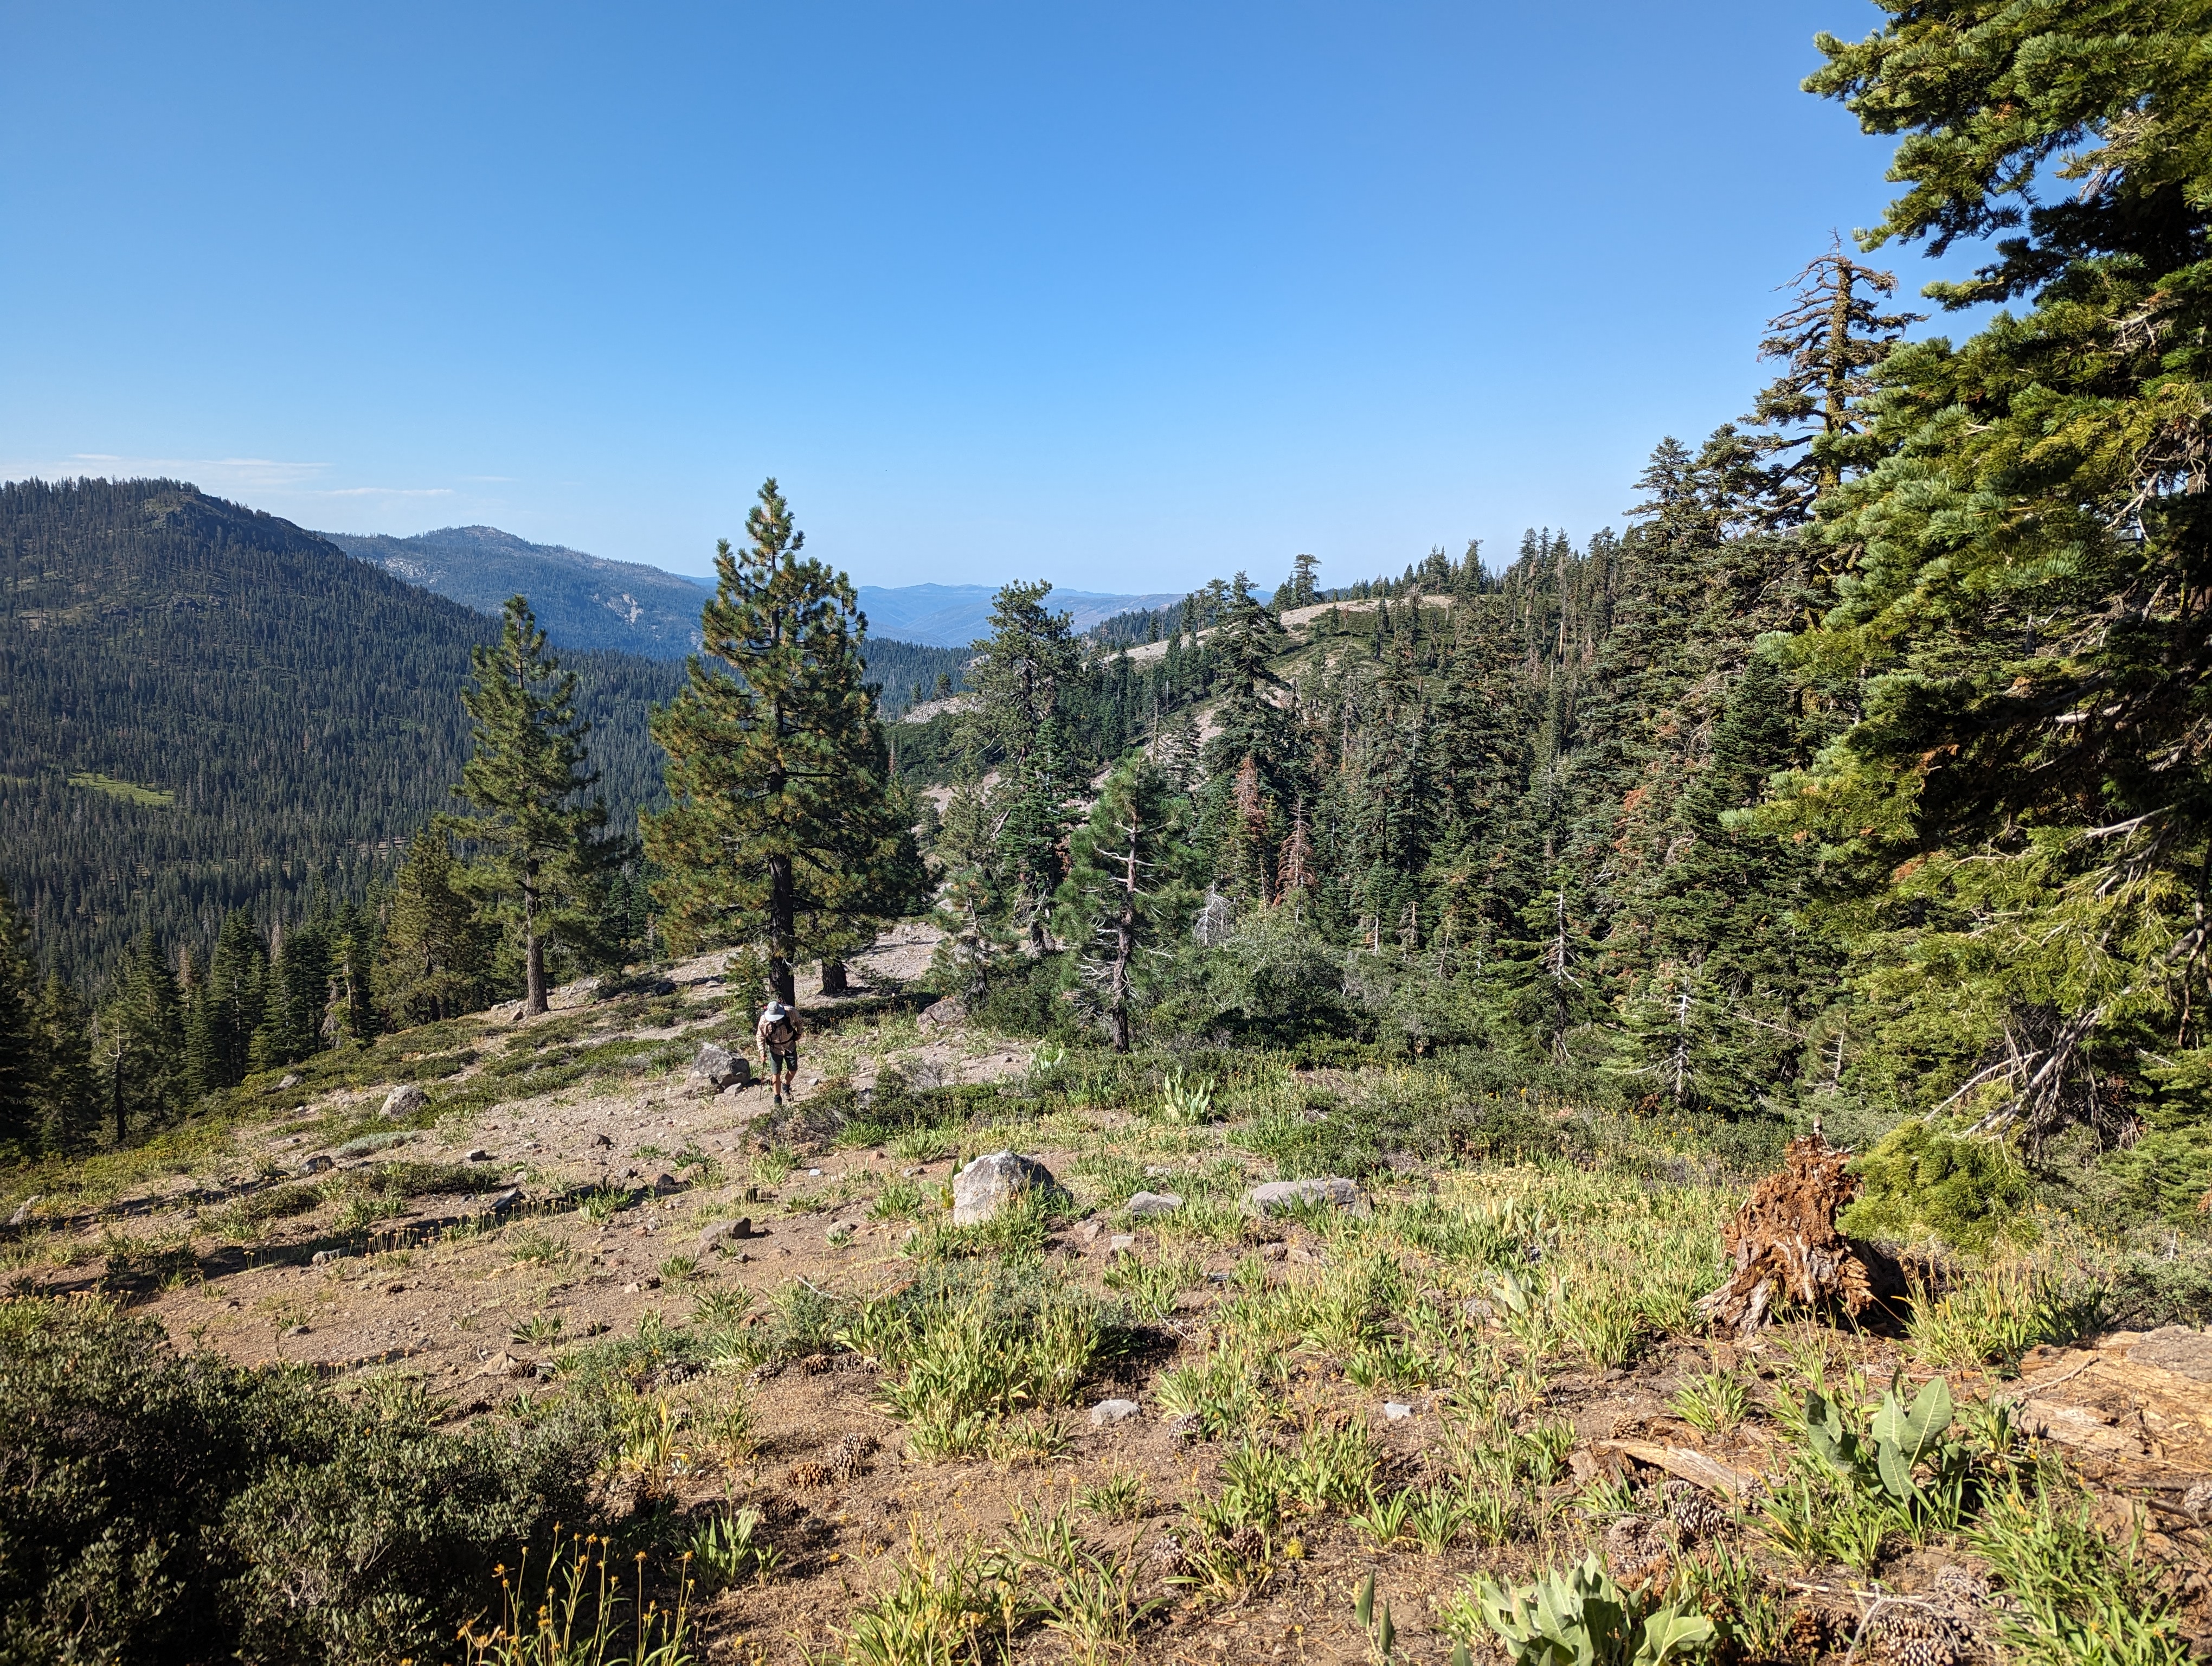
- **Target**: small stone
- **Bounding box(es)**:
[1125,1190,1183,1216]
[623,1280,642,1293]
[284,1323,311,1337]
[1257,1241,1287,1261]
[827,1222,858,1242]
[464,1148,491,1163]
[1090,1398,1141,1426]
[951,1151,1063,1226]
[1072,1219,1104,1244]
[590,1132,614,1149]
[1289,1246,1326,1265]
[380,1084,428,1120]
[310,1249,340,1266]
[486,1187,523,1214]
[7,1196,42,1228]
[698,1217,755,1253]
[276,1073,302,1088]
[297,1155,333,1176]
[1383,1402,1414,1420]
[1245,1177,1358,1214]
[653,1172,678,1195]
[1109,1233,1137,1253]
[481,1351,533,1378]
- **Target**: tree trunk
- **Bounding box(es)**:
[521,869,548,1016]
[1109,816,1138,1053]
[821,960,848,996]
[768,852,797,1006]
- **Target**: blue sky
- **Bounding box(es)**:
[2,2,1959,593]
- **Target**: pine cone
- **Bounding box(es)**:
[1603,1514,1675,1583]
[1221,1523,1264,1564]
[1783,1605,1833,1659]
[1864,1598,1975,1666]
[1146,1531,1186,1575]
[787,1459,831,1490]
[1665,1479,1731,1540]
[826,1431,879,1482]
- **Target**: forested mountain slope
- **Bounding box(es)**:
[0,479,685,989]
[322,524,968,713]
[319,524,713,658]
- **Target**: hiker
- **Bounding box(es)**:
[756,999,803,1105]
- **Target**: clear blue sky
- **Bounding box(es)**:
[2,2,1960,593]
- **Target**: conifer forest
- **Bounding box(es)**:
[4,7,2212,1665]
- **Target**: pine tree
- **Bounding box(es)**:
[0,881,38,1151]
[448,595,619,1017]
[1744,240,1921,524]
[33,975,98,1155]
[98,933,184,1143]
[1056,758,1182,1050]
[1627,653,1832,1110]
[957,581,1081,950]
[200,912,267,1090]
[374,830,491,1027]
[646,480,923,1005]
[252,917,331,1070]
[1766,0,2212,1144]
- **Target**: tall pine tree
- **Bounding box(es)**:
[647,480,923,1005]
[448,596,619,1017]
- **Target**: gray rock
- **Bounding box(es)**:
[1090,1398,1141,1426]
[1109,1233,1137,1254]
[7,1195,42,1229]
[284,1323,310,1337]
[653,1172,679,1195]
[950,1151,1061,1226]
[276,1073,302,1089]
[689,1042,751,1094]
[380,1084,428,1120]
[1246,1177,1359,1215]
[485,1187,523,1214]
[1383,1401,1414,1421]
[916,995,968,1033]
[2129,1325,2212,1383]
[297,1155,334,1176]
[1125,1190,1183,1216]
[463,1148,491,1163]
[1072,1219,1104,1245]
[310,1250,342,1267]
[699,1217,754,1253]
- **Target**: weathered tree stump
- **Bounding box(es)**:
[1697,1129,1875,1337]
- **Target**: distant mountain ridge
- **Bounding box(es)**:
[854,583,1182,647]
[318,524,712,658]
[323,526,1179,653]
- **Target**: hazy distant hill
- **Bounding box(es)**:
[856,583,1181,647]
[3,481,683,989]
[319,524,712,658]
[320,524,972,709]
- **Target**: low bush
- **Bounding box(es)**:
[0,1297,605,1665]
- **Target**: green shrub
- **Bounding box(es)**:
[1844,1119,2038,1254]
[0,1298,603,1665]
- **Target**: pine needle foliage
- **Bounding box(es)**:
[645,479,923,1004]
[446,596,620,1017]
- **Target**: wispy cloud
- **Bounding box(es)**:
[316,485,455,497]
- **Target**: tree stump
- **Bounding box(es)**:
[1697,1130,1875,1337]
